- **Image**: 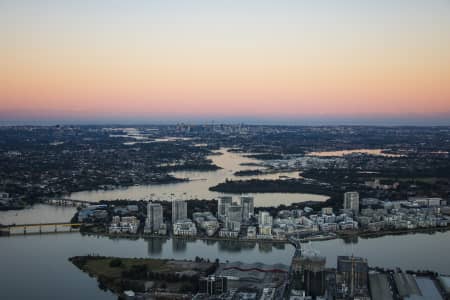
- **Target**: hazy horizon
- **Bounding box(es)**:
[2,0,450,124]
[1,113,450,126]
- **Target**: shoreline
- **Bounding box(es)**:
[338,225,450,239]
[81,225,450,244]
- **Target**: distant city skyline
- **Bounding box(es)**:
[2,0,450,124]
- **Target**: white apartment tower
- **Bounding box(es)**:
[172,200,187,224]
[146,202,163,232]
[343,192,360,214]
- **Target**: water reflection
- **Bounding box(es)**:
[341,235,359,244]
[258,242,273,253]
[2,231,450,300]
[145,237,167,255]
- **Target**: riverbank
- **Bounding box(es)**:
[82,231,293,244]
[82,224,450,246]
[338,225,450,239]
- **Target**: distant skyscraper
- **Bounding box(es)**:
[172,200,187,224]
[146,202,163,232]
[217,196,233,221]
[240,196,254,221]
[337,256,369,297]
[343,192,360,214]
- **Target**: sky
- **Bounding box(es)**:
[1,0,450,125]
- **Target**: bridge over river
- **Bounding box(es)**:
[0,222,83,235]
[44,198,96,207]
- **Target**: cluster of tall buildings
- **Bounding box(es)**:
[217,196,254,238]
[291,252,369,299]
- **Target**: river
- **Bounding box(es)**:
[1,145,449,299]
[1,231,450,299]
[68,149,329,207]
[0,204,77,225]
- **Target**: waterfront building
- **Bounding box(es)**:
[173,219,197,236]
[258,211,273,226]
[337,256,369,298]
[217,196,232,221]
[78,206,109,222]
[109,216,140,234]
[344,192,360,215]
[258,225,272,237]
[257,211,273,237]
[225,204,242,232]
[144,203,164,234]
[240,196,254,221]
[172,200,187,224]
[218,228,240,238]
[246,226,257,239]
[192,212,219,236]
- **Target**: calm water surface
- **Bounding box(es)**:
[1,231,450,299]
[0,234,294,300]
[69,149,328,207]
[308,149,402,157]
[0,204,77,226]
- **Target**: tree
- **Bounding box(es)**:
[109,258,122,268]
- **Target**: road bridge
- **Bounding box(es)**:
[1,222,83,235]
[44,198,95,207]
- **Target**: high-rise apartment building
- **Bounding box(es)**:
[343,192,360,214]
[292,255,327,298]
[225,204,242,232]
[337,256,369,298]
[240,196,254,221]
[145,202,163,233]
[217,196,233,221]
[172,200,187,224]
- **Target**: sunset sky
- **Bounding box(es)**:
[1,0,450,124]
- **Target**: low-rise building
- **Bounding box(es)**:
[193,212,219,236]
[173,219,197,237]
[109,216,140,234]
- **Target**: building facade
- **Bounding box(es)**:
[145,202,164,233]
[240,196,254,221]
[172,200,187,224]
[344,192,360,215]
